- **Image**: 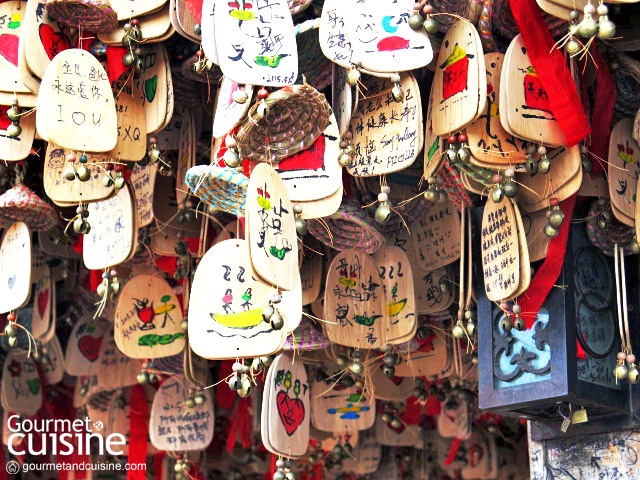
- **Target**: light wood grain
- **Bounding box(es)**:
[0,221,32,313]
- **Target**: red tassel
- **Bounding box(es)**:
[424,395,441,416]
[444,437,461,466]
[589,46,616,173]
[508,0,590,147]
[519,194,577,329]
[106,46,131,84]
[154,453,166,480]
[402,397,422,425]
[226,397,252,452]
[128,385,148,480]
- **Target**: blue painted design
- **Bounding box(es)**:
[381,16,398,33]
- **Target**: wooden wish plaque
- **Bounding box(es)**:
[188,239,285,359]
[347,73,422,177]
[0,221,32,313]
[149,375,214,451]
[115,274,185,359]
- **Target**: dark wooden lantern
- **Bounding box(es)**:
[477,205,634,434]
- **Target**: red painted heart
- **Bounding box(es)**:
[276,391,305,436]
[0,34,19,67]
[39,24,71,61]
[78,335,103,362]
[37,289,49,319]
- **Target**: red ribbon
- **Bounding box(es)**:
[226,397,252,453]
[589,46,616,174]
[519,194,577,329]
[128,385,148,480]
[154,453,166,480]
[444,437,461,466]
[106,46,131,84]
[508,0,590,147]
[402,397,422,425]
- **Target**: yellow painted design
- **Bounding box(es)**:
[211,309,263,328]
[386,299,407,317]
[230,10,254,20]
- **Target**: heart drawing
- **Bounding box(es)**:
[0,34,20,67]
[38,24,71,61]
[26,378,40,395]
[276,390,305,436]
[78,335,103,362]
[7,274,16,289]
[145,75,158,103]
[37,289,50,319]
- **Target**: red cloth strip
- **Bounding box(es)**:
[519,194,577,328]
[589,46,615,173]
[128,385,148,480]
[508,0,590,147]
[106,46,131,84]
[444,437,461,466]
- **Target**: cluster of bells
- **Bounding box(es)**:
[228,361,253,398]
[324,440,353,471]
[121,19,149,75]
[379,402,405,429]
[70,205,91,235]
[498,302,525,332]
[193,49,216,74]
[145,136,173,175]
[565,3,616,55]
[373,186,394,225]
[409,1,440,34]
[172,457,192,480]
[524,144,552,176]
[262,293,286,331]
[293,204,308,236]
[96,270,121,303]
[380,344,402,377]
[173,232,194,280]
[335,348,365,376]
[452,309,476,339]
[4,313,20,347]
[614,351,639,384]
[423,177,448,204]
[137,361,160,384]
[273,458,296,480]
[345,66,404,105]
[4,103,22,138]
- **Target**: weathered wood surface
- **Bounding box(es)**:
[529,426,640,479]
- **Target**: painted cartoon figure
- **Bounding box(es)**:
[352,10,425,54]
[133,295,176,330]
[439,42,474,101]
[222,288,234,314]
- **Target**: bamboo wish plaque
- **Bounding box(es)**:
[110,77,147,161]
[188,239,285,359]
[411,201,461,271]
[0,221,32,313]
[115,274,185,359]
[37,49,117,152]
[608,118,640,225]
[246,163,299,291]
[347,73,422,177]
[2,351,42,416]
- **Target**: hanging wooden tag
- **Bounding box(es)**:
[347,72,422,176]
[188,239,284,359]
[213,0,297,86]
[343,0,432,73]
[501,34,564,146]
[0,105,35,161]
[131,161,157,228]
[31,264,53,340]
[481,195,520,302]
[522,209,549,263]
[323,249,385,348]
[466,52,528,165]
[310,369,375,432]
[372,246,416,343]
[110,76,147,161]
[2,351,42,416]
[320,430,358,451]
[431,20,485,136]
[43,143,115,205]
[511,200,531,298]
[65,316,109,376]
[107,385,157,456]
[96,328,143,389]
[98,6,173,45]
[37,49,117,151]
[609,118,639,226]
[175,0,202,42]
[115,274,185,359]
[0,221,31,313]
[343,429,380,474]
[110,0,167,20]
[262,352,310,458]
[319,0,352,68]
[155,106,182,150]
[200,0,219,65]
[134,43,172,135]
[176,106,196,207]
[423,80,444,180]
[149,375,214,451]
[394,329,449,376]
[276,112,342,202]
[300,248,323,306]
[246,163,299,291]
[437,393,471,439]
[83,183,136,270]
[517,146,582,212]
[411,201,461,271]
[370,366,414,401]
[0,2,36,97]
[375,415,421,447]
[40,334,64,385]
[23,0,75,80]
[332,65,353,137]
[212,78,252,139]
[294,185,343,220]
